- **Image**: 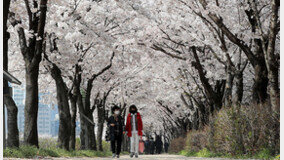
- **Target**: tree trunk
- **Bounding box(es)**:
[192,108,199,130]
[85,112,97,150]
[191,46,223,112]
[97,104,105,151]
[97,122,104,151]
[234,71,244,105]
[69,96,77,150]
[77,92,86,149]
[213,80,226,111]
[4,0,19,148]
[222,66,234,107]
[196,100,208,127]
[265,0,280,152]
[50,66,71,150]
[81,96,97,150]
[3,0,10,71]
[79,118,86,149]
[77,78,97,151]
[10,0,49,147]
[265,0,280,113]
[4,95,19,148]
[24,68,39,147]
[252,63,268,103]
[77,90,97,150]
[198,0,269,104]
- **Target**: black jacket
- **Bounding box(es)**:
[107,115,124,140]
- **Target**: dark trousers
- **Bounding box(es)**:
[111,134,122,155]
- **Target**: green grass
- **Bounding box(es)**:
[179,148,227,158]
[179,148,277,159]
[4,138,128,158]
[4,145,112,158]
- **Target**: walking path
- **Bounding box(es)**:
[4,154,257,160]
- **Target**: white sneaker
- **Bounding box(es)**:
[112,153,116,158]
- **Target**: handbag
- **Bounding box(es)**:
[139,136,144,153]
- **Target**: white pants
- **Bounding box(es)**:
[130,131,139,154]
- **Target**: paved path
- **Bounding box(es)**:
[4,154,257,160]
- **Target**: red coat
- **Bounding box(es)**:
[125,112,143,137]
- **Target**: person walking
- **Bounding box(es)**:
[164,141,169,153]
[155,135,163,154]
[107,105,124,158]
[149,137,155,154]
[144,137,150,154]
[125,105,143,158]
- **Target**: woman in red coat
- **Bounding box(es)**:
[125,105,143,158]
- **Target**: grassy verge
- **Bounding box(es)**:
[4,138,120,158]
[4,145,112,158]
[179,148,279,160]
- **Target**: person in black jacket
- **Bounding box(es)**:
[144,137,150,154]
[155,135,163,154]
[149,137,155,154]
[164,141,169,153]
[107,105,124,158]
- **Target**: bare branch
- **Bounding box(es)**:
[9,12,29,60]
[151,44,187,61]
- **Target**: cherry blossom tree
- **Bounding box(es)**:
[6,0,279,152]
[9,0,49,147]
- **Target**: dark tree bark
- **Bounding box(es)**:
[74,65,96,150]
[44,34,73,150]
[222,64,234,107]
[96,88,113,151]
[251,0,280,152]
[183,93,209,127]
[24,68,40,147]
[234,71,244,104]
[233,57,248,105]
[50,65,72,150]
[4,95,19,148]
[191,46,224,112]
[4,0,19,148]
[69,94,77,150]
[198,0,269,103]
[120,103,130,152]
[4,0,10,71]
[96,96,105,151]
[9,0,48,147]
[96,106,105,151]
[262,0,280,113]
[76,52,114,150]
[73,65,87,150]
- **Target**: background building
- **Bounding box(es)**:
[5,85,81,138]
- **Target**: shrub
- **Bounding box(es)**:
[75,137,81,150]
[185,126,210,152]
[253,148,272,159]
[168,136,186,153]
[210,103,279,155]
[39,137,58,149]
[102,140,111,152]
[180,102,279,158]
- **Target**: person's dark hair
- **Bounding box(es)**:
[111,105,120,114]
[129,104,137,113]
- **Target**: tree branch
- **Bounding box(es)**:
[198,0,257,67]
[151,44,187,60]
[9,12,29,60]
